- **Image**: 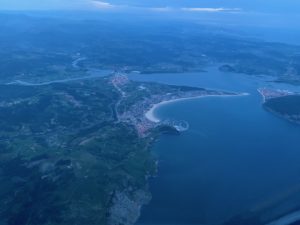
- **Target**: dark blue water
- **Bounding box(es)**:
[130,68,300,225]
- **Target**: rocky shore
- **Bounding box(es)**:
[108,189,151,225]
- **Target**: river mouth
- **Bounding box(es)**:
[131,68,300,225]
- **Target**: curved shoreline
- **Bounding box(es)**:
[145,93,249,123]
[267,210,300,225]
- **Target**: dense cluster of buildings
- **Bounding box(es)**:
[258,88,295,102]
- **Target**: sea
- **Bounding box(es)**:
[129,67,300,225]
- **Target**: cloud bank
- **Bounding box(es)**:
[0,0,242,13]
[181,7,241,12]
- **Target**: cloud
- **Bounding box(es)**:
[181,7,241,13]
[90,0,115,9]
[0,0,241,13]
[144,7,242,13]
[86,1,241,13]
[148,7,173,12]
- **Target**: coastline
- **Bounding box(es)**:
[267,210,300,225]
[257,88,266,103]
[145,93,249,123]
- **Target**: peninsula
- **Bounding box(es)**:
[0,73,237,225]
[258,88,300,124]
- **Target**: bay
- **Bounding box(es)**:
[129,68,300,225]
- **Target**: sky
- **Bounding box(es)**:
[0,0,299,45]
[1,0,300,13]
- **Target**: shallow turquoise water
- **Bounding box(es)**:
[130,68,300,225]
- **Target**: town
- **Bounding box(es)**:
[110,73,234,137]
[258,88,296,102]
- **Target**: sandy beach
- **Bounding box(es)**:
[145,93,249,123]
